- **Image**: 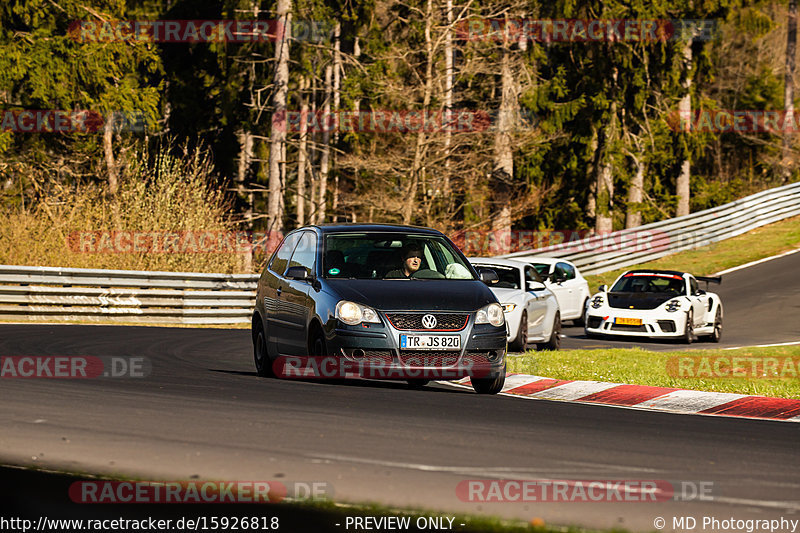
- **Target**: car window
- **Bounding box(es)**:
[689,277,699,295]
[474,265,520,289]
[531,263,551,278]
[269,232,301,276]
[611,273,685,295]
[556,262,575,280]
[324,233,476,280]
[525,266,544,284]
[287,231,317,274]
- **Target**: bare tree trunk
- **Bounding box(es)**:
[402,0,434,225]
[236,130,254,227]
[783,0,797,183]
[104,115,119,195]
[296,76,309,225]
[676,38,692,217]
[309,76,318,224]
[267,0,292,234]
[318,64,332,224]
[626,153,644,228]
[331,22,342,221]
[586,126,597,221]
[595,69,617,234]
[443,0,453,201]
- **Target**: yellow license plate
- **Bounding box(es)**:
[616,317,642,326]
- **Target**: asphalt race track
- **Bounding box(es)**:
[1,252,799,532]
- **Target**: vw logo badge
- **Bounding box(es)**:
[421,314,437,329]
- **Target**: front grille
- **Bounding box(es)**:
[348,349,393,364]
[611,323,648,332]
[386,313,468,331]
[657,320,676,333]
[587,316,603,329]
[399,351,460,367]
[462,351,491,364]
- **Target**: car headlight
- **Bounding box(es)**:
[336,300,382,325]
[665,299,682,313]
[476,303,505,327]
[591,295,605,309]
[501,303,516,313]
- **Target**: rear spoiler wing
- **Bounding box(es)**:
[696,275,721,285]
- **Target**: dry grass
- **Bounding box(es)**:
[0,148,252,273]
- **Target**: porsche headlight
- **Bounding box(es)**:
[336,300,381,325]
[501,303,516,313]
[591,295,605,309]
[665,299,681,313]
[476,303,505,327]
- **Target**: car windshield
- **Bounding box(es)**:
[473,264,520,289]
[531,263,551,277]
[611,273,685,295]
[323,233,477,280]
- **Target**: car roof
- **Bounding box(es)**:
[300,223,444,236]
[468,257,529,269]
[522,257,569,266]
[625,269,688,277]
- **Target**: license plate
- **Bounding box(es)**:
[400,334,461,350]
[615,317,642,326]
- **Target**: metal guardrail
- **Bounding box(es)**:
[0,265,259,325]
[1,182,798,324]
[502,181,800,275]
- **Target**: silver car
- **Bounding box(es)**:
[468,258,561,352]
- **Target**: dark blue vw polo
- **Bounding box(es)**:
[251,224,507,394]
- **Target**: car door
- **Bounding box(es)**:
[524,266,548,330]
[558,262,583,316]
[549,262,577,318]
[263,232,301,355]
[279,231,318,356]
[687,276,706,327]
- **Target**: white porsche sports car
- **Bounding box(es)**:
[584,270,722,343]
[468,258,561,351]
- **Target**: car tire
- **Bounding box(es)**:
[708,308,722,343]
[538,312,561,351]
[310,325,328,357]
[573,299,588,327]
[471,374,505,395]
[407,379,430,389]
[508,312,528,352]
[253,325,274,378]
[682,310,694,344]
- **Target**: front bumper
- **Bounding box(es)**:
[584,311,687,338]
[328,314,507,380]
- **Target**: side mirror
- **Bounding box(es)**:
[696,289,706,296]
[285,266,311,281]
[478,268,499,284]
[526,281,546,291]
[598,284,608,293]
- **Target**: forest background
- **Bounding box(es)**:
[1,0,798,272]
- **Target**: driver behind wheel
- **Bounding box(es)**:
[386,244,423,278]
